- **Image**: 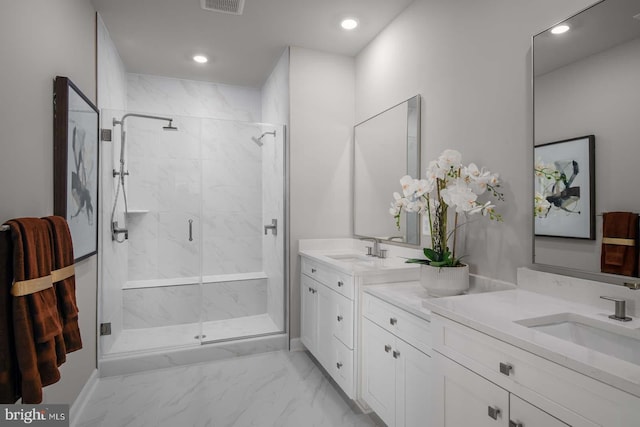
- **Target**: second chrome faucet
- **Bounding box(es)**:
[360,237,387,259]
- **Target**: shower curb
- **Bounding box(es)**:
[98,333,288,377]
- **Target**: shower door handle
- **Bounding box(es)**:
[188,219,193,241]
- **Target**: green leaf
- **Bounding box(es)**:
[429,260,448,267]
[423,248,441,262]
[404,258,430,264]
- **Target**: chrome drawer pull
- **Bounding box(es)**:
[392,350,400,359]
[338,280,344,287]
[488,406,501,420]
[384,344,392,353]
[336,362,343,369]
[499,362,513,376]
[509,421,523,427]
[389,317,397,326]
[337,315,343,322]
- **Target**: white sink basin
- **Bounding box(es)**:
[326,253,370,262]
[516,313,640,365]
[325,253,377,266]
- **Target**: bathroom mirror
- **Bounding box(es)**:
[533,0,640,282]
[354,95,421,246]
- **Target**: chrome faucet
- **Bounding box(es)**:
[600,296,632,322]
[360,237,386,258]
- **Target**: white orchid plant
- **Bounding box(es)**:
[390,149,504,267]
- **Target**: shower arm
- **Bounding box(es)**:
[113,113,173,126]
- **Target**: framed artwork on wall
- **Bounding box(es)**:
[534,135,595,239]
[53,76,99,261]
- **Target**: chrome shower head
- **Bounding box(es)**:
[251,130,276,146]
[163,120,178,131]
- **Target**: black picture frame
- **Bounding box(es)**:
[534,135,595,239]
[53,76,99,261]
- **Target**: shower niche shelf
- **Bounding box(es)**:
[126,209,150,215]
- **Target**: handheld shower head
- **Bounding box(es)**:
[163,120,178,131]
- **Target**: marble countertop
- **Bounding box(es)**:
[364,282,432,321]
[363,279,514,322]
[423,289,640,398]
[299,249,420,275]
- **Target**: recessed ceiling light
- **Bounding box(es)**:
[341,18,359,30]
[193,55,208,64]
[550,24,570,35]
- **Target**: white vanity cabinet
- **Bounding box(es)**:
[361,292,431,427]
[434,351,568,427]
[300,257,357,397]
[431,313,640,427]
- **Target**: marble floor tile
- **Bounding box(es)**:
[76,350,381,427]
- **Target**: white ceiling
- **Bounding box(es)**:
[534,0,640,76]
[91,0,415,88]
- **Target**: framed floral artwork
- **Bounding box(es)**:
[53,76,100,261]
[534,135,595,239]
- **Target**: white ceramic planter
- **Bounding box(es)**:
[420,264,469,297]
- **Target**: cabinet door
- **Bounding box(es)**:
[510,395,570,427]
[396,340,431,427]
[300,275,318,354]
[316,283,335,367]
[362,318,397,427]
[433,352,509,427]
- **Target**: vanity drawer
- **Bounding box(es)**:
[432,314,640,427]
[363,292,431,355]
[301,257,354,300]
[329,336,354,399]
[332,290,355,349]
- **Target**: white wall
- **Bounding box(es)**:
[534,37,640,272]
[0,0,97,405]
[354,0,594,284]
[289,47,355,338]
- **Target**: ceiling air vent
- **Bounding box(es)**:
[201,0,245,15]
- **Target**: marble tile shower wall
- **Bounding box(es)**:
[125,74,265,282]
[126,118,263,281]
[261,49,289,330]
[123,279,268,329]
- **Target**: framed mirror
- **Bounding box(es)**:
[533,0,640,283]
[353,95,421,246]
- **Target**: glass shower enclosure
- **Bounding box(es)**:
[99,110,286,356]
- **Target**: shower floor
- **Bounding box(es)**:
[106,313,280,355]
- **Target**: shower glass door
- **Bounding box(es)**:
[99,111,286,357]
[198,119,286,343]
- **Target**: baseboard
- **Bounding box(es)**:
[69,368,99,427]
[289,337,305,352]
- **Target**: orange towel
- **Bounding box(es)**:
[42,216,82,353]
[7,218,65,404]
[0,230,19,403]
[601,212,638,277]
